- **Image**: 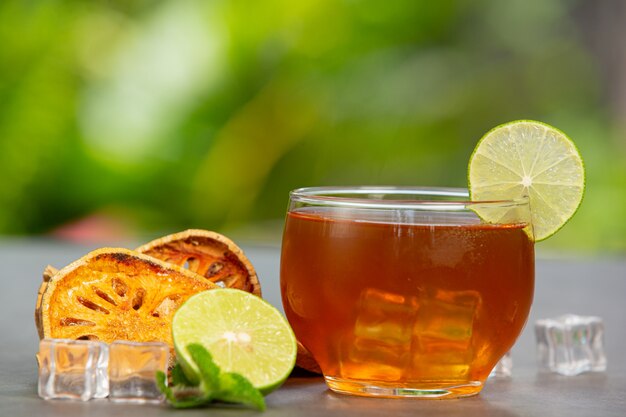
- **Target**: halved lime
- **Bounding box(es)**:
[468,120,585,241]
[172,288,297,394]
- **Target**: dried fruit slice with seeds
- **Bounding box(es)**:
[136,229,261,296]
[35,265,58,339]
[39,248,216,350]
[296,341,322,374]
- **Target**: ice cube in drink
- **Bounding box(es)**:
[341,288,418,380]
[410,289,480,380]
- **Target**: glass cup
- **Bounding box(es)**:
[280,186,534,398]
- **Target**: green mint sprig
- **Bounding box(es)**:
[156,343,266,411]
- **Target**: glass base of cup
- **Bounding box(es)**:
[324,376,483,399]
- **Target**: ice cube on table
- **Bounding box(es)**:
[535,314,606,376]
[37,338,109,401]
[108,340,169,403]
[489,351,512,378]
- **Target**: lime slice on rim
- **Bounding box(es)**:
[468,120,585,241]
[172,289,297,394]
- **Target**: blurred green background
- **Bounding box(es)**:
[1,0,625,253]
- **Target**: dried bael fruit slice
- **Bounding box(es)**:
[296,341,322,374]
[136,229,261,296]
[39,248,216,349]
[35,265,58,339]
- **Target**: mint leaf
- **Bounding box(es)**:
[171,363,195,387]
[157,343,267,411]
[156,371,174,402]
[169,387,211,409]
[156,371,209,409]
[216,372,266,411]
[186,343,220,394]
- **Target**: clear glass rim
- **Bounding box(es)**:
[289,186,529,210]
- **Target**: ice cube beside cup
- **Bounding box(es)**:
[37,338,109,401]
[108,340,169,403]
[535,315,606,376]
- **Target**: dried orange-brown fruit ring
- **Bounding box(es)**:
[38,248,216,349]
[296,341,322,374]
[35,265,58,339]
[136,229,261,296]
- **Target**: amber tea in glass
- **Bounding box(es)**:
[280,187,534,398]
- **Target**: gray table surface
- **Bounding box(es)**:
[1,238,625,416]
